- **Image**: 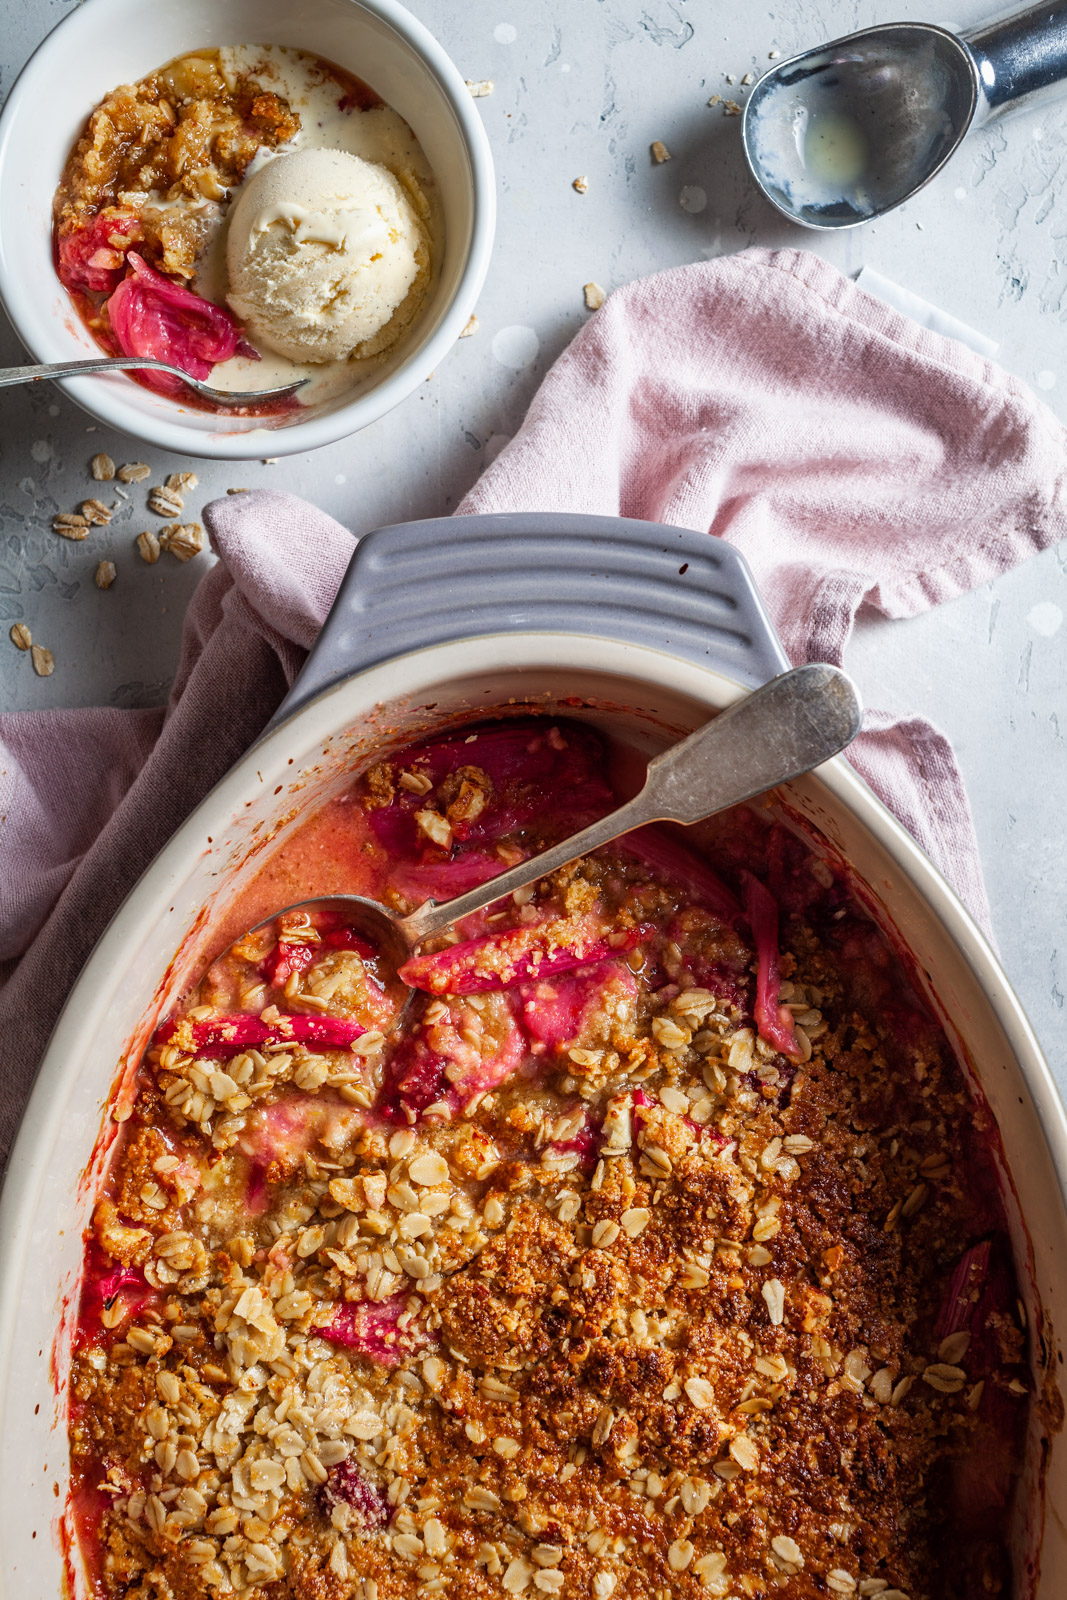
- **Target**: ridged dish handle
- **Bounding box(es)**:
[272,512,790,726]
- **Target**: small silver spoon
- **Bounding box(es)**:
[225,662,864,1022]
[742,0,1067,229]
[0,354,307,406]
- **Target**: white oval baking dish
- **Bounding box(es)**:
[0,514,1062,1597]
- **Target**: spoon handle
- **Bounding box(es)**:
[0,356,177,386]
[965,0,1067,121]
[0,356,307,406]
[398,663,863,945]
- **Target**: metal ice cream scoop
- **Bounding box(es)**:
[742,0,1067,228]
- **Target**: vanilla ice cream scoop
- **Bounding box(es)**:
[226,148,429,364]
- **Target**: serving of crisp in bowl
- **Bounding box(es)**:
[0,0,494,459]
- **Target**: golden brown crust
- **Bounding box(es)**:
[54,51,301,280]
[70,785,1027,1600]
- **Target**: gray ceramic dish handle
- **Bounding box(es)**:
[271,512,791,728]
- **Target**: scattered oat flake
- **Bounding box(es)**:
[938,1329,971,1364]
[651,140,671,163]
[762,1278,786,1324]
[684,1376,715,1409]
[707,94,721,106]
[729,1433,760,1470]
[159,522,204,562]
[90,452,115,481]
[724,100,742,116]
[584,281,607,311]
[572,175,589,193]
[137,530,161,564]
[31,644,54,677]
[460,314,480,338]
[409,1151,449,1186]
[81,498,112,525]
[769,49,781,58]
[148,484,184,517]
[621,1206,649,1237]
[922,1362,966,1393]
[742,72,754,84]
[95,560,117,590]
[771,1535,804,1567]
[9,623,31,651]
[668,1540,694,1572]
[726,74,736,84]
[166,471,199,495]
[466,78,494,97]
[117,462,151,483]
[226,487,249,494]
[53,512,89,541]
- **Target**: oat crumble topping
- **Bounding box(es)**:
[54,51,303,286]
[69,719,1027,1600]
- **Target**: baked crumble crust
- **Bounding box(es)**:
[68,722,1027,1600]
[54,51,302,281]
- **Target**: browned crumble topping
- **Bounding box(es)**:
[54,50,301,281]
[70,730,1027,1600]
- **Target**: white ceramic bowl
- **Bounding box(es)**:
[0,631,1065,1596]
[0,0,495,459]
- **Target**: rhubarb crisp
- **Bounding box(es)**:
[68,719,1029,1600]
[53,46,439,411]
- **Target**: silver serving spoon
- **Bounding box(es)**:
[223,663,863,1023]
[0,355,307,406]
[742,0,1067,229]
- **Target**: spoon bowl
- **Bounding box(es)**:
[212,895,416,1033]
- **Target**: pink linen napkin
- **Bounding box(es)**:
[1,245,1065,1163]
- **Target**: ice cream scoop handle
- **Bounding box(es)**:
[964,0,1067,120]
[398,663,863,944]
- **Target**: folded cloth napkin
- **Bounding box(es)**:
[1,246,1065,1165]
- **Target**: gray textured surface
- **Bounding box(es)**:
[1,1,1065,1087]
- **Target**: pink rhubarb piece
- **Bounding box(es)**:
[106,252,257,394]
[382,994,525,1115]
[739,871,798,1057]
[314,1293,433,1367]
[160,1011,366,1058]
[519,958,638,1053]
[399,919,652,996]
[56,213,141,295]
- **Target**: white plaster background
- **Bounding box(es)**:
[0,1,1064,1085]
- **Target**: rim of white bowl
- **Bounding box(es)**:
[0,0,496,460]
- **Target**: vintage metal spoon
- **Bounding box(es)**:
[229,662,863,1020]
[742,0,1067,229]
[0,355,307,406]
